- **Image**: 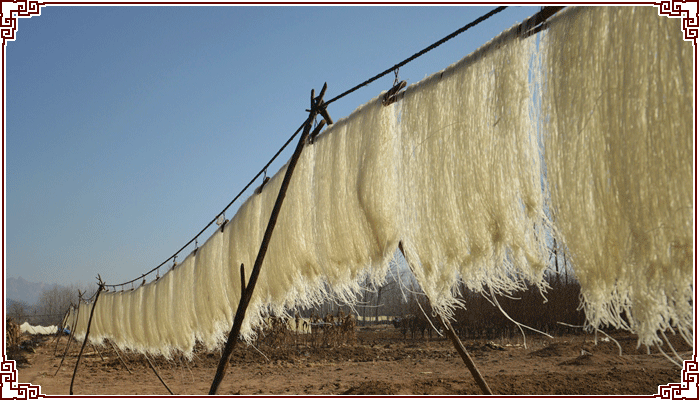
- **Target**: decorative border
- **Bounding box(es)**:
[5,6,39,39]
[659,6,695,39]
[0,359,43,400]
[659,361,693,396]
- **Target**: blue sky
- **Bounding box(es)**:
[6,5,540,287]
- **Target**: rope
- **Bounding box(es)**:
[324,6,508,106]
[107,120,306,288]
[105,5,511,289]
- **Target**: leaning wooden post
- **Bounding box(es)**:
[109,340,132,374]
[440,317,493,395]
[69,282,104,395]
[52,327,63,356]
[144,354,174,395]
[55,300,81,377]
[397,241,493,395]
[209,84,331,395]
[52,306,71,356]
[91,343,105,362]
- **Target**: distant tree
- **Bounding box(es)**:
[35,285,85,326]
[7,299,29,323]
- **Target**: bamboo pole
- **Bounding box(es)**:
[69,284,103,395]
[398,242,493,395]
[208,84,329,395]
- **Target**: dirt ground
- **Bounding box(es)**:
[11,325,692,396]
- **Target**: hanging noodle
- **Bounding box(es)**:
[73,301,90,343]
[398,22,550,316]
[193,230,231,350]
[223,181,264,341]
[141,280,160,354]
[90,291,110,344]
[171,253,197,357]
[118,288,133,350]
[110,290,126,349]
[155,267,175,356]
[542,6,694,347]
[73,6,692,358]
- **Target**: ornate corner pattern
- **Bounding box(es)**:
[655,359,699,400]
[5,6,39,39]
[0,359,44,400]
[659,6,695,39]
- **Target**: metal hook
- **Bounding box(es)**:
[393,67,400,86]
[217,213,228,232]
[255,171,270,195]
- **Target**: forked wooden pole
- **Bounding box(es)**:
[209,84,330,395]
[70,284,103,395]
[398,241,493,395]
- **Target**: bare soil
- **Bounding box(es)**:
[12,325,692,396]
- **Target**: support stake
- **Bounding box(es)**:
[209,84,329,395]
[55,303,80,377]
[91,343,105,362]
[398,241,493,395]
[145,354,174,395]
[52,307,70,356]
[109,340,132,374]
[240,263,246,298]
[69,283,103,395]
[440,317,493,395]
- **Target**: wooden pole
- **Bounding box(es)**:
[209,85,329,395]
[240,263,246,298]
[52,329,63,357]
[109,340,132,374]
[440,317,493,395]
[398,241,493,395]
[51,307,71,355]
[69,284,103,395]
[144,354,174,395]
[55,303,80,377]
[91,343,105,362]
[52,309,68,356]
